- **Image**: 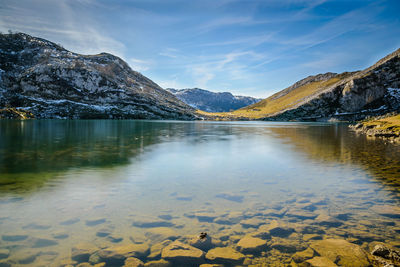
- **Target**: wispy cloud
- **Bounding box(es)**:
[159,48,179,59]
[0,0,126,57]
[128,58,152,72]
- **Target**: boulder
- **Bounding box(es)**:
[189,233,213,251]
[161,241,204,264]
[305,256,337,267]
[258,220,295,237]
[123,257,144,267]
[205,247,245,264]
[71,243,99,262]
[270,237,307,253]
[97,244,150,265]
[236,236,268,254]
[148,240,172,259]
[144,259,171,267]
[310,239,371,267]
[371,244,400,263]
[291,247,314,263]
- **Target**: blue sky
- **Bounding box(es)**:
[0,0,399,98]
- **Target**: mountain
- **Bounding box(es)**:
[166,88,261,112]
[0,33,196,119]
[229,48,400,121]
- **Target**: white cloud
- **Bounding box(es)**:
[0,0,126,57]
[128,58,152,72]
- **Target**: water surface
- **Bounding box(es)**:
[0,120,399,266]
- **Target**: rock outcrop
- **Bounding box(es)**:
[0,32,196,119]
[263,49,400,121]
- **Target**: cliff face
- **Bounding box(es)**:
[0,33,196,119]
[264,49,400,121]
[166,88,261,112]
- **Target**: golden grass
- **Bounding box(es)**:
[197,74,349,120]
[363,114,400,134]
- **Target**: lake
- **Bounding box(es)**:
[0,120,399,266]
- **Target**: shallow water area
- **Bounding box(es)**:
[0,120,399,266]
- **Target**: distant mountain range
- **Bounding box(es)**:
[166,88,261,112]
[228,48,400,121]
[0,33,196,119]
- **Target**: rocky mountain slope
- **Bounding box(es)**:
[0,33,196,119]
[166,88,261,112]
[229,48,400,121]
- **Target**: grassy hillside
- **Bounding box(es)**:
[361,114,400,135]
[198,72,353,119]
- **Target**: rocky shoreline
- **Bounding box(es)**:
[350,113,400,142]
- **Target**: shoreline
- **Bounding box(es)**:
[350,113,400,142]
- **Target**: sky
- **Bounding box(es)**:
[0,0,399,98]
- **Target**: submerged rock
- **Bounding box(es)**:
[371,244,400,264]
[0,249,10,260]
[371,205,400,219]
[205,247,245,264]
[85,218,106,226]
[145,227,179,242]
[314,214,343,227]
[132,218,175,228]
[236,236,268,254]
[194,212,218,223]
[240,217,265,228]
[309,239,371,267]
[30,237,58,248]
[305,256,337,267]
[143,259,171,267]
[215,193,243,203]
[60,217,80,225]
[52,231,69,239]
[97,244,150,265]
[123,257,144,267]
[161,241,204,264]
[148,240,172,259]
[2,234,28,242]
[189,233,213,251]
[291,247,315,263]
[259,220,295,238]
[71,243,100,262]
[22,222,51,230]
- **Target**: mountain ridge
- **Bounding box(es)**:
[218,48,400,121]
[166,87,261,112]
[0,32,196,119]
